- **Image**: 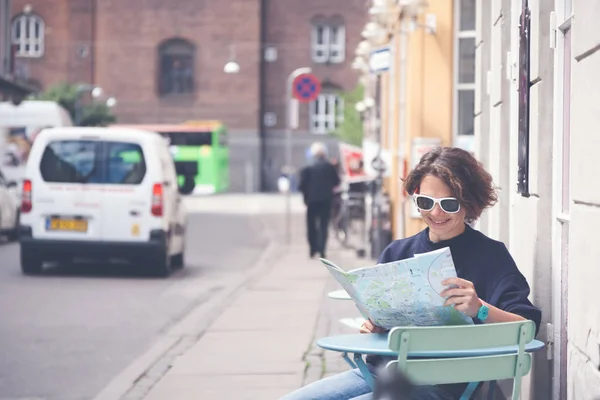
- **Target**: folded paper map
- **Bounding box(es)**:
[320,247,473,329]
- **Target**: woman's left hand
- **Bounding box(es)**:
[440,277,483,318]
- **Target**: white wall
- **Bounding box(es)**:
[476,0,553,398]
[567,2,600,397]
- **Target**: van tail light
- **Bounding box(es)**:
[151,183,163,217]
[21,179,32,213]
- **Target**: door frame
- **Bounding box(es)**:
[551,1,572,398]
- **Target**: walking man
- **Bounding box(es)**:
[298,142,341,258]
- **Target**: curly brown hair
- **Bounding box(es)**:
[403,147,498,221]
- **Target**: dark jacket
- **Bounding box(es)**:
[298,158,340,204]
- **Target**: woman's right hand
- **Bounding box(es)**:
[359,319,386,334]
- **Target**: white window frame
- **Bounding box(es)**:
[11,13,45,58]
[310,93,343,134]
[453,0,476,152]
[551,3,573,399]
[328,25,345,63]
[311,24,345,64]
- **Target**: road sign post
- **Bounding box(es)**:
[367,45,392,258]
[284,68,320,244]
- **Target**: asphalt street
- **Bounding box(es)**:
[0,196,282,400]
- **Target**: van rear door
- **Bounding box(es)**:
[31,139,104,241]
[100,141,153,242]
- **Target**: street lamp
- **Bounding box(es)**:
[284,67,311,244]
[74,84,101,125]
[362,21,388,45]
[74,84,117,125]
[224,61,240,74]
[398,0,428,17]
[355,101,367,113]
[91,87,103,98]
[369,0,398,26]
[355,40,372,57]
[223,44,240,74]
[352,56,370,74]
[398,0,436,34]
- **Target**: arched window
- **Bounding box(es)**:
[158,38,195,96]
[11,13,45,58]
[310,83,344,134]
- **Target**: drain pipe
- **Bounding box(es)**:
[395,20,409,240]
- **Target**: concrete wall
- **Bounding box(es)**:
[476,0,553,398]
[567,0,600,397]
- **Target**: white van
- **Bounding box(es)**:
[19,127,187,276]
[0,100,74,185]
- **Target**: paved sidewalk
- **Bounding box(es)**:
[142,207,368,399]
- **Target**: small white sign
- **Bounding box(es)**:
[289,98,299,129]
[264,46,278,62]
[369,46,392,74]
[264,112,277,127]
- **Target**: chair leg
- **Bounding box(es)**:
[512,376,522,400]
[354,353,376,390]
[459,382,480,400]
[342,352,357,368]
[487,380,497,400]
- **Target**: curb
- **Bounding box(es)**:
[93,228,286,400]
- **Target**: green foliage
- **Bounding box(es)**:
[32,82,116,126]
[79,102,116,126]
[33,82,78,116]
[332,83,364,147]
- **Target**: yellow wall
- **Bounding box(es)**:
[384,0,455,239]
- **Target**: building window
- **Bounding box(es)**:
[311,16,345,64]
[11,13,45,58]
[454,0,476,149]
[310,90,343,134]
[158,38,195,97]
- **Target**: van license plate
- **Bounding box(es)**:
[47,218,88,232]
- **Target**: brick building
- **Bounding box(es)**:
[0,0,33,102]
[9,0,367,191]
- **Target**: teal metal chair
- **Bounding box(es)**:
[386,321,537,400]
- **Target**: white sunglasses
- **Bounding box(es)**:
[413,194,461,214]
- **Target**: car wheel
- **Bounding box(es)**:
[7,210,19,241]
[152,249,172,277]
[21,248,43,275]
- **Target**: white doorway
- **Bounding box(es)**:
[551,1,572,398]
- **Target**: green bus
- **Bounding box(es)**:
[112,121,229,194]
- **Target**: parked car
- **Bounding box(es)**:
[0,167,19,241]
[19,127,187,276]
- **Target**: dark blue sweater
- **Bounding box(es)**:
[367,226,542,398]
[378,224,542,333]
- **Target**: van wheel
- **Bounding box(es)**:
[152,250,172,277]
[7,226,19,241]
[21,250,43,275]
[171,252,184,269]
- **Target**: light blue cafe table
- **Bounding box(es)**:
[317,321,545,400]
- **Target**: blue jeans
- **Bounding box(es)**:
[280,368,456,400]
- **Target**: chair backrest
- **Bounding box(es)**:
[386,321,536,399]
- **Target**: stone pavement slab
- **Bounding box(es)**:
[168,329,310,375]
[144,374,300,400]
[141,224,366,399]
